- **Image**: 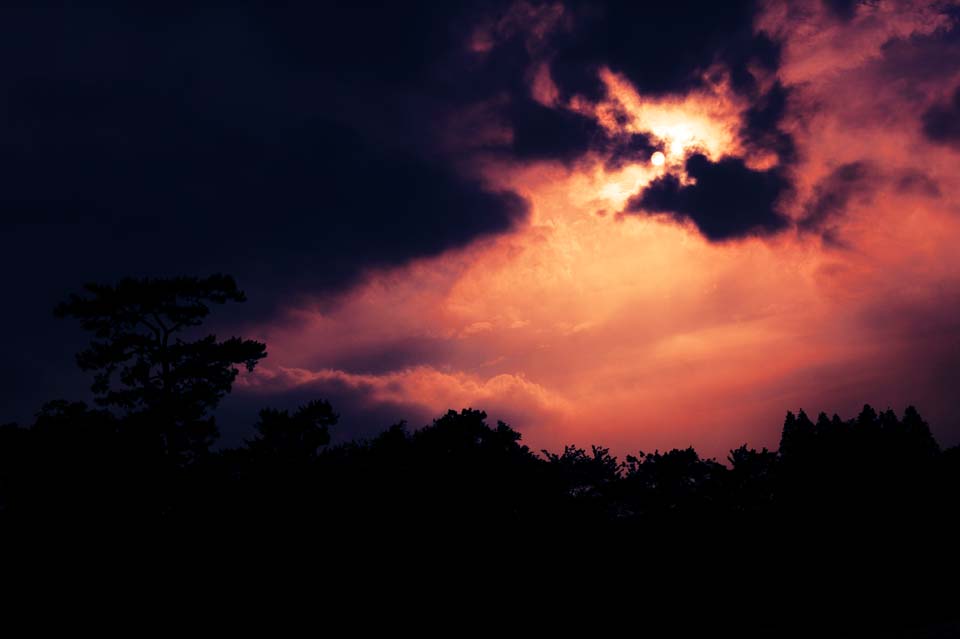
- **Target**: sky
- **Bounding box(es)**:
[2,1,960,458]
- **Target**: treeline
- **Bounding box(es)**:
[4,273,959,634]
[0,274,957,536]
[2,399,958,534]
[5,275,960,630]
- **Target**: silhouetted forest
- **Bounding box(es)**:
[2,275,959,632]
[2,275,958,529]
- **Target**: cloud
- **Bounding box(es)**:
[548,1,781,99]
[799,161,874,233]
[740,81,796,164]
[461,1,796,169]
[505,98,607,162]
[4,0,795,334]
[0,4,536,295]
[822,0,862,22]
[922,86,960,147]
[0,2,532,419]
[624,154,790,241]
[236,364,570,443]
[7,0,960,463]
[222,1,960,461]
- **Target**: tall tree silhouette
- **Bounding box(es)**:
[54,274,266,460]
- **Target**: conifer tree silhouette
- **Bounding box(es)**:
[54,274,266,460]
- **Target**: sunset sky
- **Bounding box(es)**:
[3,1,960,457]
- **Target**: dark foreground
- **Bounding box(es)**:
[2,275,958,635]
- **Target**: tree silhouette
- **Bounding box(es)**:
[248,400,338,462]
[543,444,622,499]
[54,274,266,460]
[726,444,777,515]
[620,447,725,520]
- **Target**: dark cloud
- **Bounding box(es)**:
[896,171,941,197]
[0,1,529,296]
[503,97,657,167]
[506,98,607,162]
[801,163,944,243]
[0,3,527,423]
[548,0,780,100]
[0,2,796,288]
[624,154,789,241]
[322,337,452,377]
[603,133,659,171]
[0,106,528,304]
[822,0,861,22]
[0,0,793,428]
[741,81,796,164]
[922,86,960,147]
[876,14,960,84]
[800,162,874,233]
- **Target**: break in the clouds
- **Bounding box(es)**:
[5,1,960,458]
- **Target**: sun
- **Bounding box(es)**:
[650,151,666,167]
